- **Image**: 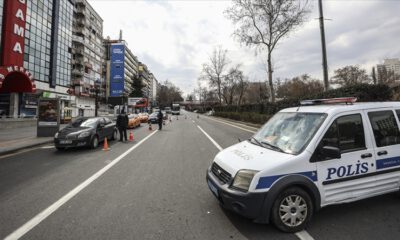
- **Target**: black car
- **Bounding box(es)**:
[54,117,117,150]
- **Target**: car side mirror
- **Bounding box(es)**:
[321,146,341,160]
[98,123,105,128]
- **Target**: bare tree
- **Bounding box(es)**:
[225,0,311,102]
[276,74,324,99]
[236,71,249,106]
[331,65,370,87]
[378,67,398,85]
[200,46,230,104]
[372,67,377,85]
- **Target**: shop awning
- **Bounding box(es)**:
[0,66,36,93]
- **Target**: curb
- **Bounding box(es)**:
[0,139,54,157]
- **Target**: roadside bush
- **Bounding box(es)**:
[214,83,393,124]
[214,112,271,125]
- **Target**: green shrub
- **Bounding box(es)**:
[214,112,271,125]
[215,83,393,116]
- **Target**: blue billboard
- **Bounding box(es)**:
[110,44,125,97]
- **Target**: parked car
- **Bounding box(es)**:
[54,117,117,150]
[128,114,141,128]
[138,113,149,123]
[148,112,159,124]
[164,107,172,114]
[207,98,400,233]
[162,110,168,120]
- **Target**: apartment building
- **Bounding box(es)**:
[71,0,104,117]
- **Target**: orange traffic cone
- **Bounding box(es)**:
[102,137,110,151]
[129,131,134,141]
[148,122,152,131]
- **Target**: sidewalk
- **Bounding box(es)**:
[0,125,58,156]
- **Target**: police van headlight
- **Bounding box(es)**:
[54,132,59,138]
[231,170,258,192]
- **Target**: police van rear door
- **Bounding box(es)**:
[315,111,376,205]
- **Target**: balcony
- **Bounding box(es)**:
[72,49,84,56]
[72,69,84,77]
[75,0,86,6]
[72,79,84,86]
[76,18,86,27]
[72,35,84,44]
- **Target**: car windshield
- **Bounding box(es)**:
[70,118,98,128]
[252,112,327,155]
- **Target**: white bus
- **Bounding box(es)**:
[171,104,180,115]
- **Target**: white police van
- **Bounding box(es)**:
[206,98,400,232]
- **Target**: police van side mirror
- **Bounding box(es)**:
[310,145,341,162]
[321,146,341,160]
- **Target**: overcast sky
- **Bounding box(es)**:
[88,0,400,95]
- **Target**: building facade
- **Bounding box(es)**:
[71,0,104,117]
[0,0,74,118]
[149,72,158,106]
[377,58,400,83]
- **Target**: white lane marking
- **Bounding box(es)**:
[4,130,159,240]
[41,146,54,149]
[197,126,223,151]
[203,116,257,133]
[295,230,315,240]
[192,120,195,123]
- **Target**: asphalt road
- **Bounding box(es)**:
[0,110,399,240]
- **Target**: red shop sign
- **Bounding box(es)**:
[1,0,27,67]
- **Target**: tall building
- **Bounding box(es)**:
[103,39,139,105]
[71,0,104,117]
[138,62,151,98]
[149,72,158,106]
[0,0,74,118]
[377,58,400,83]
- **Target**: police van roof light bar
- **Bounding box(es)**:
[300,97,357,106]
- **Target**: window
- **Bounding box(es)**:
[368,111,400,147]
[396,110,400,122]
[319,114,366,153]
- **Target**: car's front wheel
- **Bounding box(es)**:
[90,135,99,149]
[271,187,313,233]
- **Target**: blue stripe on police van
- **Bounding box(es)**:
[256,171,318,190]
[376,156,400,170]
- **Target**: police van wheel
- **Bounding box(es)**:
[271,187,313,233]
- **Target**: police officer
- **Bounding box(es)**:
[157,110,163,130]
[117,109,129,141]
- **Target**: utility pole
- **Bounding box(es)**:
[319,0,329,90]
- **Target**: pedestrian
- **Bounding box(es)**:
[117,109,129,141]
[157,110,163,130]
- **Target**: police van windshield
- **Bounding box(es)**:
[252,112,327,155]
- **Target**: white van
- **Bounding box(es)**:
[206,98,400,232]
